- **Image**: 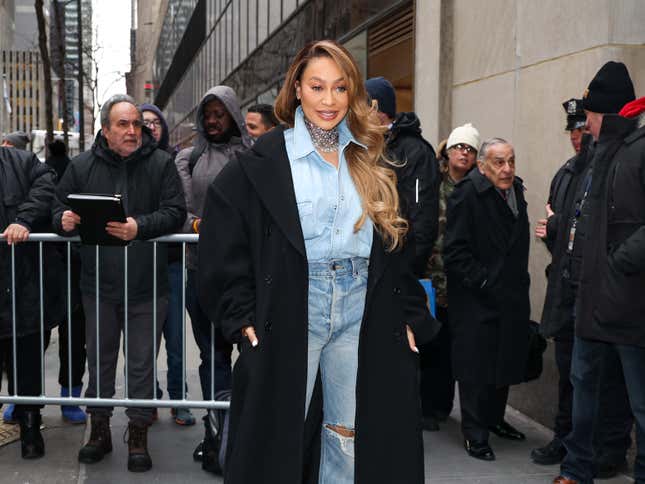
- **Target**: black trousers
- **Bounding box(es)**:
[58,250,86,388]
[554,333,633,463]
[459,381,509,442]
[0,331,51,415]
[419,306,454,419]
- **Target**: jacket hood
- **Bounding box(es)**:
[140,103,169,151]
[390,112,422,138]
[92,129,158,166]
[196,85,252,148]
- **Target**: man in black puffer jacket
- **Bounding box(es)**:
[52,94,186,473]
[365,77,439,277]
[0,146,63,459]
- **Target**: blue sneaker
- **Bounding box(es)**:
[172,407,195,426]
[61,386,87,424]
[3,403,16,424]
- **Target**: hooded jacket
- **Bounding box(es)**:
[387,112,439,277]
[52,130,186,303]
[140,103,171,152]
[175,85,252,270]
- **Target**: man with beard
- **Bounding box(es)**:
[52,94,186,473]
[175,85,252,475]
[245,103,279,141]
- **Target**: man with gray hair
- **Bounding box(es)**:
[444,138,531,461]
[2,131,30,151]
[52,94,186,473]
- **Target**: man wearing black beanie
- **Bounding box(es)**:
[553,61,645,484]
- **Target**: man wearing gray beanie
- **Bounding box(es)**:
[2,131,31,151]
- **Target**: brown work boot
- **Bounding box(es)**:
[78,415,112,464]
[127,421,152,472]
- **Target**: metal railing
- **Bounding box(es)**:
[0,233,229,410]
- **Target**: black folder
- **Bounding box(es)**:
[67,193,128,246]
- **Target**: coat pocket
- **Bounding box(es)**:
[595,256,645,324]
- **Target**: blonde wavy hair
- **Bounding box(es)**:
[274,40,408,251]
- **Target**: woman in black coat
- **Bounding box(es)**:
[198,40,438,483]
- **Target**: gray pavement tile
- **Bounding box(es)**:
[0,332,636,483]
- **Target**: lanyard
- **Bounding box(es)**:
[567,171,592,253]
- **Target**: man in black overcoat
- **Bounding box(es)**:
[444,137,530,461]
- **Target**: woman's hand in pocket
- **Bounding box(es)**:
[406,325,419,354]
[242,326,259,347]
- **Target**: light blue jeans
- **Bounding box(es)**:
[305,257,368,484]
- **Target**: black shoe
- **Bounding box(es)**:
[531,438,566,465]
[126,422,152,472]
[193,441,204,462]
[422,415,440,431]
[78,415,112,464]
[488,420,526,441]
[464,439,495,461]
[201,413,222,475]
[19,411,44,459]
[593,458,627,479]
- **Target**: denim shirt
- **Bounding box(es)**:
[284,107,373,262]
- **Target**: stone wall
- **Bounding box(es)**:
[415,0,645,427]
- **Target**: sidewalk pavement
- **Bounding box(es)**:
[0,332,634,483]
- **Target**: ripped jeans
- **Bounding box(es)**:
[305,257,368,484]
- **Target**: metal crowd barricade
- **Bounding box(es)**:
[0,233,229,411]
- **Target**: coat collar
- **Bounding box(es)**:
[468,168,524,196]
[238,126,307,257]
[598,114,636,143]
[238,125,391,286]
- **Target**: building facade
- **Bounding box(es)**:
[1,50,46,135]
[49,0,94,146]
[140,0,645,428]
[140,0,416,147]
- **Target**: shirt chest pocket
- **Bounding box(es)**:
[296,200,320,240]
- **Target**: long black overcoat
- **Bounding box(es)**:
[444,169,530,387]
[198,127,439,484]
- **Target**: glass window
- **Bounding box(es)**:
[232,0,240,67]
[283,0,298,19]
[269,0,281,33]
[248,0,257,53]
[343,31,367,80]
[257,0,268,44]
[240,0,248,61]
[216,23,222,83]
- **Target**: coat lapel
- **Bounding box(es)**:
[238,128,306,257]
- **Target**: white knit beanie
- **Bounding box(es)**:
[446,123,481,152]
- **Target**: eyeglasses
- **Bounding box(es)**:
[450,143,476,154]
[143,119,162,128]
